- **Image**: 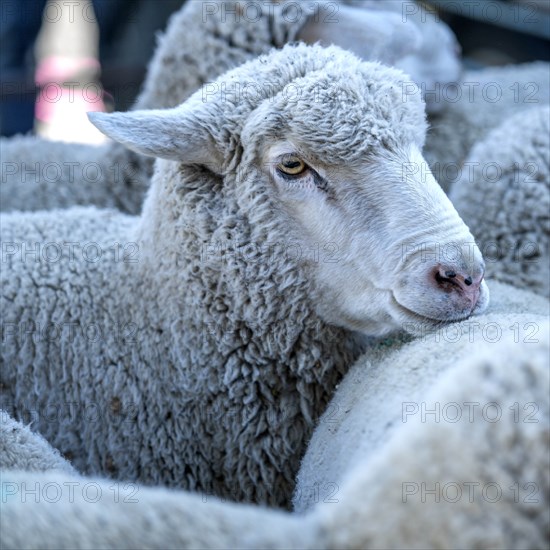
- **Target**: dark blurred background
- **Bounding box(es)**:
[425,0,550,67]
[0,0,181,141]
[0,0,548,141]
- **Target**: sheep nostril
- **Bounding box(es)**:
[434,267,480,291]
[434,269,458,290]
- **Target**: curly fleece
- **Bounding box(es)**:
[0,44,426,509]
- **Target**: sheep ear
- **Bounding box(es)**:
[88,110,223,170]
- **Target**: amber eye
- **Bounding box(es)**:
[277,154,307,176]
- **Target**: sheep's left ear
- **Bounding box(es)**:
[88,108,223,170]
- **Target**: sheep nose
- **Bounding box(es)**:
[432,265,484,307]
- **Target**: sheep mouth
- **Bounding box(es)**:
[391,297,473,329]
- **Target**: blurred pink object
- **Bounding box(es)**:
[34,55,107,143]
[35,55,100,86]
[35,86,105,122]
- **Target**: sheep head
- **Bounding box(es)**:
[90,44,489,338]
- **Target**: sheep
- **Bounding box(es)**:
[2,282,548,549]
[1,467,314,550]
[423,62,550,193]
[449,106,550,298]
[1,0,460,214]
[133,0,461,113]
[138,0,433,112]
[0,43,489,509]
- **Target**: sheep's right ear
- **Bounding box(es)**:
[88,109,224,170]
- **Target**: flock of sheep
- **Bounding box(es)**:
[1,1,549,548]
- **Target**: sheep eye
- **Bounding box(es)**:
[277,154,307,176]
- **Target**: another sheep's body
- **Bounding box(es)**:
[298,311,550,549]
[135,0,314,111]
[0,138,151,214]
[450,106,550,298]
[0,411,78,476]
[130,0,452,113]
[424,62,550,192]
[294,281,550,513]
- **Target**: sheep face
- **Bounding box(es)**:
[259,139,489,337]
[237,62,488,336]
[90,44,489,338]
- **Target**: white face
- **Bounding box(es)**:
[264,141,489,336]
